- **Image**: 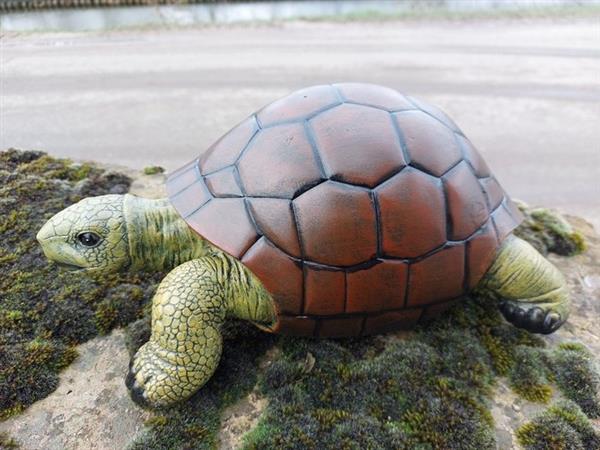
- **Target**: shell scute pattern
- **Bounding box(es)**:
[376,167,446,259]
[394,110,462,177]
[293,180,378,266]
[237,123,324,198]
[247,198,301,258]
[309,103,406,187]
[167,83,523,337]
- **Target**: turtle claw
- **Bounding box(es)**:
[126,341,205,409]
[543,312,562,334]
[499,301,564,334]
[125,341,175,409]
[125,360,152,408]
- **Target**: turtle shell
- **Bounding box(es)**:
[167,83,523,338]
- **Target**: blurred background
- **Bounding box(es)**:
[1,0,599,228]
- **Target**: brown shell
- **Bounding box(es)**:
[167,83,523,338]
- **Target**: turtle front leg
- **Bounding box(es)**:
[126,254,277,408]
[476,234,570,334]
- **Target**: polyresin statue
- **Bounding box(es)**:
[37,83,570,408]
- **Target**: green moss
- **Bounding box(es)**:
[516,384,554,404]
[514,204,586,256]
[143,166,165,175]
[509,347,553,403]
[144,415,168,428]
[19,154,98,182]
[234,295,599,450]
[94,301,119,334]
[0,310,25,330]
[240,310,500,449]
[0,149,162,421]
[0,338,78,419]
[503,340,599,411]
[517,400,600,450]
[0,431,20,449]
[550,344,600,417]
[313,408,351,429]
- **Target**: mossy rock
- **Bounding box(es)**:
[514,201,587,256]
[517,400,600,450]
[550,343,600,417]
[0,149,163,420]
[2,149,599,450]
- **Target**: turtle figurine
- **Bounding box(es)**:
[37,83,570,408]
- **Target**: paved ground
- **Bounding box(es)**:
[1,18,599,228]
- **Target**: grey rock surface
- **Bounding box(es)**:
[0,330,151,450]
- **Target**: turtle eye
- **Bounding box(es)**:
[77,232,101,247]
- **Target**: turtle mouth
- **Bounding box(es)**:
[53,261,87,272]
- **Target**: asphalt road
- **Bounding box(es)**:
[1,19,599,228]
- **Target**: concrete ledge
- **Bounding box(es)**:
[5,1,397,31]
[2,0,599,32]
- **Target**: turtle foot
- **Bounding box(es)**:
[499,301,564,335]
[125,341,199,409]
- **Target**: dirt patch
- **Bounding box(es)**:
[218,391,268,450]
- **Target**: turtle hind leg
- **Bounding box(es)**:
[477,234,570,334]
[126,254,277,408]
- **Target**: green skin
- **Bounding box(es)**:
[37,194,570,408]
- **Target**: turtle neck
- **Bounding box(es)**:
[123,195,211,272]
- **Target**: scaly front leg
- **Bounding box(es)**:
[126,254,277,408]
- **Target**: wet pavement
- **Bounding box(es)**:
[1,18,599,228]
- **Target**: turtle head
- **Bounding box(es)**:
[37,194,130,273]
